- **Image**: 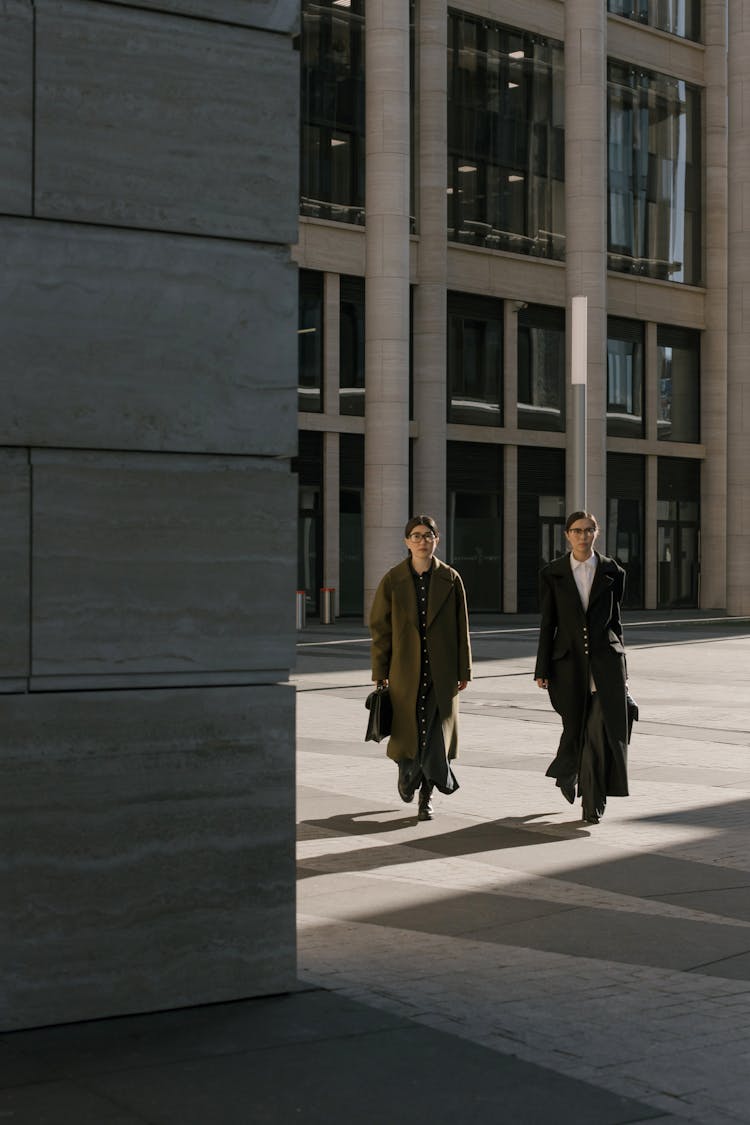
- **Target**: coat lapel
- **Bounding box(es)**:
[588,552,614,607]
[427,559,453,627]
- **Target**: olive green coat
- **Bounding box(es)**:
[369,557,472,763]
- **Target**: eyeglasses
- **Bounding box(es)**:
[568,527,596,536]
[407,532,436,542]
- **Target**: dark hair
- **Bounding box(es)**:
[565,510,599,532]
[404,514,440,539]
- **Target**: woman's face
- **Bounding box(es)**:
[565,518,598,560]
[405,524,439,562]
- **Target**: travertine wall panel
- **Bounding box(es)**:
[101,0,299,32]
[0,1,32,214]
[31,451,295,679]
[0,221,296,455]
[2,684,296,1029]
[0,451,30,683]
[35,0,298,241]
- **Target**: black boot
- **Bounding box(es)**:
[397,761,418,803]
[417,780,434,821]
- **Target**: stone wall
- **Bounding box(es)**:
[0,0,299,1029]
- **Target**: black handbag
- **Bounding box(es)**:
[364,685,393,743]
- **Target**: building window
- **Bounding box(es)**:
[300,0,365,225]
[447,442,503,612]
[517,304,565,431]
[607,453,645,609]
[657,325,700,443]
[339,434,364,617]
[607,0,700,42]
[657,458,699,607]
[447,292,503,426]
[517,448,566,612]
[296,431,324,617]
[447,12,565,260]
[607,317,644,438]
[340,276,365,416]
[608,62,701,284]
[298,270,323,413]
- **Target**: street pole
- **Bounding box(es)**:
[571,295,588,512]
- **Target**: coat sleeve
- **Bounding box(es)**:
[534,570,557,680]
[369,572,393,681]
[610,566,627,675]
[455,572,472,681]
[610,568,626,645]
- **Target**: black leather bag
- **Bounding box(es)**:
[365,685,393,743]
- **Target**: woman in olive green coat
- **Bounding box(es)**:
[369,515,472,821]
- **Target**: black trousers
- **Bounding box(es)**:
[578,692,608,819]
[397,684,459,797]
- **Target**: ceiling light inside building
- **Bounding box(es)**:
[458,164,477,173]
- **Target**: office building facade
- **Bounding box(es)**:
[294,0,750,619]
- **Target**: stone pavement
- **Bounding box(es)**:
[2,613,749,1124]
[296,613,750,1125]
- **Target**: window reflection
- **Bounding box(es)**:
[298,270,323,413]
[339,276,365,416]
[300,0,365,225]
[608,62,702,284]
[448,13,565,260]
[657,325,700,443]
[607,0,700,42]
[607,317,644,437]
[517,304,565,431]
[447,292,503,426]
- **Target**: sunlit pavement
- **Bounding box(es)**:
[296,613,750,1125]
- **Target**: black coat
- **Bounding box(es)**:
[534,551,629,796]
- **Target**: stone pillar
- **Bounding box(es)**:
[726,1,750,614]
[564,0,607,534]
[700,0,728,610]
[645,454,659,609]
[363,0,412,616]
[1,0,299,1029]
[412,0,448,534]
[323,431,341,613]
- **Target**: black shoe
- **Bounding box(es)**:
[582,811,600,824]
[397,763,418,804]
[417,782,434,821]
[398,777,416,804]
[559,778,576,805]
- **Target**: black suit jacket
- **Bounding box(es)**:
[534,551,629,794]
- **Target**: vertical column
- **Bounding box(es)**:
[412,0,448,533]
[564,0,607,532]
[503,304,519,612]
[323,273,341,611]
[643,321,659,609]
[727,0,750,615]
[503,445,518,612]
[645,455,658,609]
[323,432,340,613]
[363,0,412,616]
[323,272,340,419]
[701,0,729,609]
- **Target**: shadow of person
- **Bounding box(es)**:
[297,811,575,880]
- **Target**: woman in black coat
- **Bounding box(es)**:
[534,511,629,824]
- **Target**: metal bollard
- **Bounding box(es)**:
[295,590,306,631]
[320,587,336,624]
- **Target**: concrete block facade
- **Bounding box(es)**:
[1,1,298,1029]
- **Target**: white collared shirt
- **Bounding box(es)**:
[571,551,597,690]
[570,551,597,611]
